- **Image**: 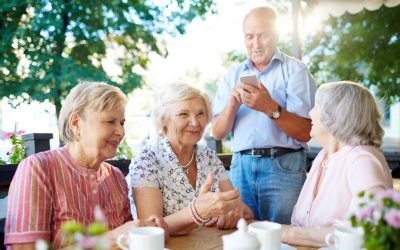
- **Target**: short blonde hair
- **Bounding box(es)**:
[316,81,384,147]
[152,83,212,137]
[59,81,128,143]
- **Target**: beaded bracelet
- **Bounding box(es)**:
[190,198,212,225]
[188,202,203,226]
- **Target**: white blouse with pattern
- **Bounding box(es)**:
[129,138,228,216]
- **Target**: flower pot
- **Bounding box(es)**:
[0,164,18,188]
[105,159,131,176]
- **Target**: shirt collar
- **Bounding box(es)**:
[244,49,283,71]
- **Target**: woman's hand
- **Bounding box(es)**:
[195,174,241,220]
[215,201,253,230]
[144,215,170,241]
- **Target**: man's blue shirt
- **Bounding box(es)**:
[213,50,316,152]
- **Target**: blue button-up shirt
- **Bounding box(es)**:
[213,50,316,152]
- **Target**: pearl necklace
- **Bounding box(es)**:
[181,149,195,174]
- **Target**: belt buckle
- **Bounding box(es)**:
[270,148,277,159]
[251,149,262,157]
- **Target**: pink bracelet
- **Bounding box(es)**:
[190,198,212,225]
[188,202,203,226]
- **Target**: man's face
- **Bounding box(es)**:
[243,12,278,68]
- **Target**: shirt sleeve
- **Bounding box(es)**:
[346,151,393,211]
[212,73,234,116]
[129,149,160,188]
[5,156,52,245]
[347,153,391,194]
[114,169,133,222]
[286,64,316,119]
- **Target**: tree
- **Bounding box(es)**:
[305,5,400,104]
[0,0,216,117]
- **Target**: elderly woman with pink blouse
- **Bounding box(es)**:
[281,81,393,248]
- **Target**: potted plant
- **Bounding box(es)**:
[350,189,400,250]
[0,131,26,187]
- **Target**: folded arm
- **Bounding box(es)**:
[281,224,333,248]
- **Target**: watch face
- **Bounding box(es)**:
[272,111,280,119]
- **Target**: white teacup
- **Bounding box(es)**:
[117,226,165,250]
[325,227,364,250]
[248,221,281,250]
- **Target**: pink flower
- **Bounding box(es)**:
[384,209,400,228]
[3,132,13,139]
[356,206,374,222]
[94,206,107,225]
[392,192,400,204]
[16,130,25,135]
[75,233,96,249]
[376,189,400,203]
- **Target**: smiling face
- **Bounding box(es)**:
[243,9,278,70]
[163,97,207,150]
[76,105,126,162]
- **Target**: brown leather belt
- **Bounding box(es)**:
[239,147,303,157]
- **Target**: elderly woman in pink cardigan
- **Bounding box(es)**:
[281,81,393,248]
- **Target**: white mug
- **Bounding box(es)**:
[117,226,165,250]
[248,221,281,250]
[325,227,364,250]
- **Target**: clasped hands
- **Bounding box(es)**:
[193,173,254,230]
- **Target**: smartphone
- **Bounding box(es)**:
[240,75,259,87]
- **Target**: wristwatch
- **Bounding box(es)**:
[270,104,281,120]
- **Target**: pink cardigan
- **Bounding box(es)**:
[291,145,393,227]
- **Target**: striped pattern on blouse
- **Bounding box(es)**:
[5,147,132,249]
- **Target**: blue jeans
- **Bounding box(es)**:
[229,151,307,224]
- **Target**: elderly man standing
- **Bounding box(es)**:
[212,6,316,223]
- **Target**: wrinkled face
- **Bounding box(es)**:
[243,11,277,68]
[309,105,329,142]
[78,105,125,161]
[163,97,207,149]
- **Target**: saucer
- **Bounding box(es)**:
[281,243,297,250]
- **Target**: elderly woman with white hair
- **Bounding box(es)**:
[280,81,393,247]
[130,83,253,235]
[5,82,167,250]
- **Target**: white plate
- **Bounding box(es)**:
[318,247,335,250]
[281,243,297,250]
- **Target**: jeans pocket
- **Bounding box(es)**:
[230,153,240,170]
[274,151,306,174]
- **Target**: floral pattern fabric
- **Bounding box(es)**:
[129,138,228,216]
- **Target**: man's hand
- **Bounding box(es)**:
[240,82,277,115]
[230,85,243,109]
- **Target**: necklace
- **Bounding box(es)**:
[322,154,330,168]
[181,149,195,174]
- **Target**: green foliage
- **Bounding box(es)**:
[61,206,110,250]
[8,133,26,164]
[114,138,133,160]
[0,0,216,117]
[2,131,26,164]
[305,5,400,104]
[350,189,400,250]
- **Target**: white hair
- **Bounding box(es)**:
[316,81,384,147]
[152,83,212,137]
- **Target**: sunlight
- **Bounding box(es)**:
[276,14,292,38]
[302,10,325,37]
